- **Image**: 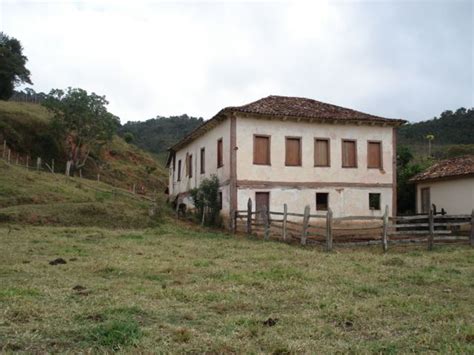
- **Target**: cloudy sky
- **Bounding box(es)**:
[1,0,473,123]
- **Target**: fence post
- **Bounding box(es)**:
[262,204,270,240]
[2,140,5,158]
[282,203,288,241]
[470,209,474,247]
[428,208,434,250]
[97,173,100,182]
[301,205,310,245]
[15,154,18,165]
[7,149,11,164]
[326,208,333,252]
[26,155,29,169]
[36,157,41,171]
[51,159,55,173]
[65,161,71,176]
[246,198,252,235]
[382,205,389,253]
[79,169,82,178]
[232,209,237,234]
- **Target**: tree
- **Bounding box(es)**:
[190,175,221,226]
[42,88,120,175]
[0,32,32,100]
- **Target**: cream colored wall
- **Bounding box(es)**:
[169,118,231,212]
[235,116,394,184]
[238,187,392,218]
[416,177,474,215]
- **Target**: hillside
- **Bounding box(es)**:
[0,160,164,228]
[0,101,168,193]
[118,115,203,162]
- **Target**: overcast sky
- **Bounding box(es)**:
[1,0,473,123]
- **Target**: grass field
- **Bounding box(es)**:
[1,222,473,353]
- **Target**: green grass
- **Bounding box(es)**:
[0,223,472,352]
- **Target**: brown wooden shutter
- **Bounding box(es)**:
[314,139,330,166]
[217,139,223,167]
[188,154,193,178]
[254,136,270,165]
[200,148,205,174]
[342,140,356,167]
[285,138,301,166]
[177,160,181,181]
[368,142,382,168]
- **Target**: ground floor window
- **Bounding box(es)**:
[316,192,329,211]
[369,193,381,210]
[218,192,223,210]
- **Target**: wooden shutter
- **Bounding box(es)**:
[314,139,330,166]
[421,188,430,214]
[177,160,181,181]
[254,135,270,165]
[368,142,382,168]
[342,140,357,167]
[285,137,301,166]
[188,154,193,178]
[200,148,205,174]
[217,139,223,167]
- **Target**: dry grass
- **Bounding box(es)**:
[0,222,473,353]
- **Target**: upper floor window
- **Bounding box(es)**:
[217,138,223,168]
[285,137,302,166]
[177,159,181,181]
[200,147,205,174]
[314,138,330,167]
[367,141,382,169]
[253,135,271,165]
[342,139,357,168]
[188,154,193,178]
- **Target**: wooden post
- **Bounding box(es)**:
[301,205,310,245]
[2,140,5,158]
[65,161,71,176]
[262,204,270,240]
[15,154,18,165]
[470,209,474,247]
[282,203,288,241]
[36,157,41,171]
[132,183,136,194]
[26,155,29,169]
[231,209,237,234]
[97,173,100,182]
[428,208,434,250]
[246,198,252,235]
[201,205,206,226]
[51,159,55,173]
[382,205,389,253]
[326,208,333,252]
[7,149,11,164]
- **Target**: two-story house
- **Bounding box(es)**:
[166,95,405,220]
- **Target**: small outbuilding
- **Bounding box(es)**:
[410,155,474,215]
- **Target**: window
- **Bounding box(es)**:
[217,138,223,168]
[316,193,329,211]
[342,140,357,168]
[200,148,205,174]
[369,193,381,210]
[177,160,181,181]
[218,191,223,210]
[253,135,271,165]
[367,141,382,169]
[285,137,302,166]
[314,138,330,167]
[188,154,193,178]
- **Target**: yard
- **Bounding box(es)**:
[1,222,473,353]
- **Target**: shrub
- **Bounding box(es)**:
[123,132,134,144]
[190,175,221,226]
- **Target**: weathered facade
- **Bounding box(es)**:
[411,155,474,215]
[167,95,405,219]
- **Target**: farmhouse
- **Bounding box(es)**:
[166,95,405,220]
[410,155,474,215]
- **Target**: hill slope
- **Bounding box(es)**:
[0,101,168,193]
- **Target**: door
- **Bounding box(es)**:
[255,192,270,221]
[421,187,430,214]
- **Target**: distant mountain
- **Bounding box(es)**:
[118,115,204,159]
[398,108,474,145]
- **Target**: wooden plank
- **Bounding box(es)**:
[428,209,434,250]
[247,198,252,235]
[390,223,429,228]
[326,208,333,251]
[263,204,270,241]
[282,203,288,241]
[335,216,383,221]
[389,230,451,235]
[433,214,470,219]
[390,215,429,221]
[382,205,388,253]
[332,226,382,231]
[301,205,310,246]
[309,214,327,218]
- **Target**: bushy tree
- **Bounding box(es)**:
[0,32,32,99]
[190,175,221,226]
[42,87,120,175]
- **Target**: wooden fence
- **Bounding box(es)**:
[231,199,474,252]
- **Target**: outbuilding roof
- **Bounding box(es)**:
[410,155,474,182]
[168,95,405,153]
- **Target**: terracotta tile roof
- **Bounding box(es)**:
[169,95,405,153]
[227,95,406,124]
[410,155,474,182]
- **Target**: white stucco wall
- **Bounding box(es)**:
[416,177,474,215]
[235,116,394,184]
[169,117,231,212]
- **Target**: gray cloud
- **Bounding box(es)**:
[1,0,472,123]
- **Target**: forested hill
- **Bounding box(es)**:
[119,115,203,159]
[398,107,474,145]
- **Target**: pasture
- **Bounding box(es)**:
[0,222,473,352]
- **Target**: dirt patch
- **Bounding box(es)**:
[263,318,279,327]
[49,258,67,265]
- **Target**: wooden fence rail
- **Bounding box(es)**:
[233,198,474,252]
